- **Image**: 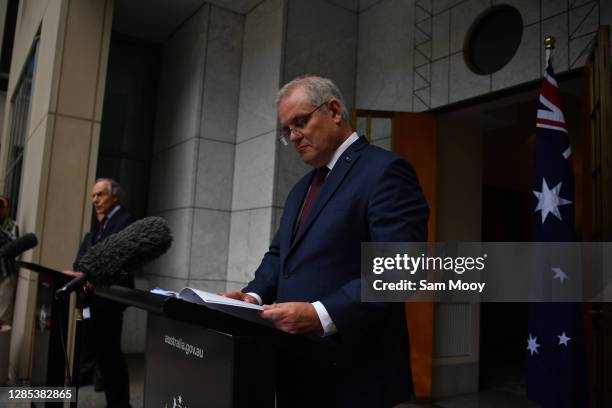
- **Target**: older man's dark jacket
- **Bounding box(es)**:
[74,206,135,311]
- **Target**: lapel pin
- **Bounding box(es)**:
[345,156,351,162]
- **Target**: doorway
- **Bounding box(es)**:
[436,70,587,395]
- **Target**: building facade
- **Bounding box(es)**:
[1,0,610,399]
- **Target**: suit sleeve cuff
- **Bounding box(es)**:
[246,292,262,306]
[312,301,337,336]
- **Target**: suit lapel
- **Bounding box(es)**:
[280,174,312,260]
[99,206,123,240]
[288,136,367,254]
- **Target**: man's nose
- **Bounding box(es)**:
[289,129,301,143]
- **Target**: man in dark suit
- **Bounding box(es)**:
[224,76,429,407]
[66,178,134,408]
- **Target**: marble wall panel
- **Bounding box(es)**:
[227,207,274,284]
[272,206,284,234]
[148,139,198,213]
[195,139,235,210]
[449,53,490,103]
[356,0,414,111]
[146,208,193,280]
[274,142,310,207]
[360,0,385,12]
[449,0,490,54]
[225,281,247,292]
[491,23,540,91]
[246,207,274,277]
[39,115,92,270]
[56,0,107,120]
[236,0,284,143]
[201,6,243,144]
[227,210,249,283]
[147,275,188,292]
[232,132,276,210]
[205,0,263,14]
[325,0,360,12]
[569,2,598,38]
[414,64,430,91]
[542,0,568,20]
[431,56,449,108]
[569,32,596,68]
[356,116,367,136]
[371,117,392,140]
[284,0,358,110]
[186,279,227,293]
[432,10,450,60]
[413,93,429,112]
[433,0,464,14]
[154,5,208,153]
[541,13,569,73]
[190,209,231,280]
[492,0,541,25]
[372,136,391,150]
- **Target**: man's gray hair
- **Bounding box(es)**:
[277,76,350,123]
[95,177,122,202]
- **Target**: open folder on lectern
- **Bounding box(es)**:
[151,286,275,328]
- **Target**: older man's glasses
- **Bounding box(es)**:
[280,101,328,141]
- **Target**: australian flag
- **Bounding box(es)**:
[527,59,587,407]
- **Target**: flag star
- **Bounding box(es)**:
[558,332,571,346]
[552,267,568,284]
[527,333,540,356]
[533,178,572,224]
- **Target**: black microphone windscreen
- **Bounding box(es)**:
[76,216,172,286]
[0,233,38,258]
[0,231,15,276]
[0,231,12,248]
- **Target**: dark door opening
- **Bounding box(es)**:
[478,72,586,394]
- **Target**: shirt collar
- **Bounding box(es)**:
[105,205,121,220]
[325,132,359,171]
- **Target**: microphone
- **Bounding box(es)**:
[0,233,38,258]
[0,233,38,276]
[55,217,172,298]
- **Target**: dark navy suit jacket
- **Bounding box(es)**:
[74,206,136,312]
[244,136,429,407]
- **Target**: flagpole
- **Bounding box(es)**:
[544,35,555,68]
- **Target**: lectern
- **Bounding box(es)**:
[95,286,327,408]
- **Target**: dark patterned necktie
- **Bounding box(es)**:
[296,166,330,232]
[94,217,107,243]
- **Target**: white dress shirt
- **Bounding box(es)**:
[249,132,360,336]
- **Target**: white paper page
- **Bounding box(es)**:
[178,287,263,311]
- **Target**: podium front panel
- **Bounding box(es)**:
[145,313,235,407]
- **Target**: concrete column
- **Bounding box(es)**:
[147,5,243,293]
[0,0,113,382]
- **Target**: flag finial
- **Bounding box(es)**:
[544,36,556,50]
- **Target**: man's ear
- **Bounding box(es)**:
[327,98,343,125]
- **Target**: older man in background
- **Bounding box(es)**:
[0,196,19,330]
[66,178,135,408]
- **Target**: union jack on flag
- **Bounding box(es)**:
[527,58,587,407]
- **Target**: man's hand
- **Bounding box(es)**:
[219,291,259,305]
[61,270,93,292]
[61,270,83,278]
[261,302,322,335]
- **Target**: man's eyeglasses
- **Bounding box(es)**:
[280,101,328,140]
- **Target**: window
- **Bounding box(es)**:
[4,38,38,218]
